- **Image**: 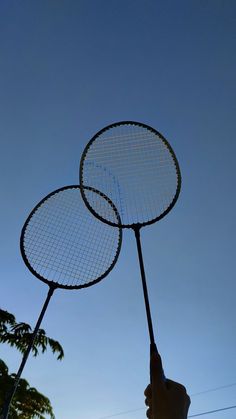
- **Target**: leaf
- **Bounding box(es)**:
[0,308,64,360]
[0,358,55,419]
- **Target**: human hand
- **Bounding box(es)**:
[144,351,190,419]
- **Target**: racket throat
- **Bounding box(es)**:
[134,227,155,347]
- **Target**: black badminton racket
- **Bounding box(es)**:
[79,121,181,357]
[2,185,122,419]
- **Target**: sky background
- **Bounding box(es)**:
[0,1,236,418]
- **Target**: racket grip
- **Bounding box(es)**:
[150,342,158,356]
[150,342,166,382]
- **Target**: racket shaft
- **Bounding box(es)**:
[134,228,155,345]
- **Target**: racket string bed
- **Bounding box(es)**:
[22,186,121,287]
[81,123,180,227]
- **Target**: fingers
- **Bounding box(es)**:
[144,384,152,418]
[185,393,191,417]
[166,379,190,400]
[145,378,190,396]
[165,379,188,392]
[146,407,152,418]
[145,377,191,419]
[144,384,152,398]
[144,384,151,410]
[166,379,191,416]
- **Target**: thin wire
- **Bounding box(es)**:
[98,408,144,418]
[188,404,236,417]
[191,382,236,396]
[97,382,236,419]
[98,404,236,419]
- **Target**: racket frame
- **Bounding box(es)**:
[79,120,181,229]
[20,184,122,290]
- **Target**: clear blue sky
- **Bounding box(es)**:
[1,1,236,418]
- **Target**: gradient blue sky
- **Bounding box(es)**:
[1,1,236,418]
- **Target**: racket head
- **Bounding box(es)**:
[79,121,181,229]
[20,185,122,290]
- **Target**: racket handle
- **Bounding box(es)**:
[150,342,158,356]
[150,342,166,382]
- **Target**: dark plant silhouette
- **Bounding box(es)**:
[0,308,64,418]
[0,309,64,359]
[0,359,55,419]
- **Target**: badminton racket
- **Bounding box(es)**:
[2,185,122,419]
[79,121,181,357]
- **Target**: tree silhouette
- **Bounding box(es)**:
[0,360,55,419]
[0,309,64,418]
[0,309,64,359]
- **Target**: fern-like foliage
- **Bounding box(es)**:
[0,359,55,419]
[0,309,64,360]
[0,309,65,417]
